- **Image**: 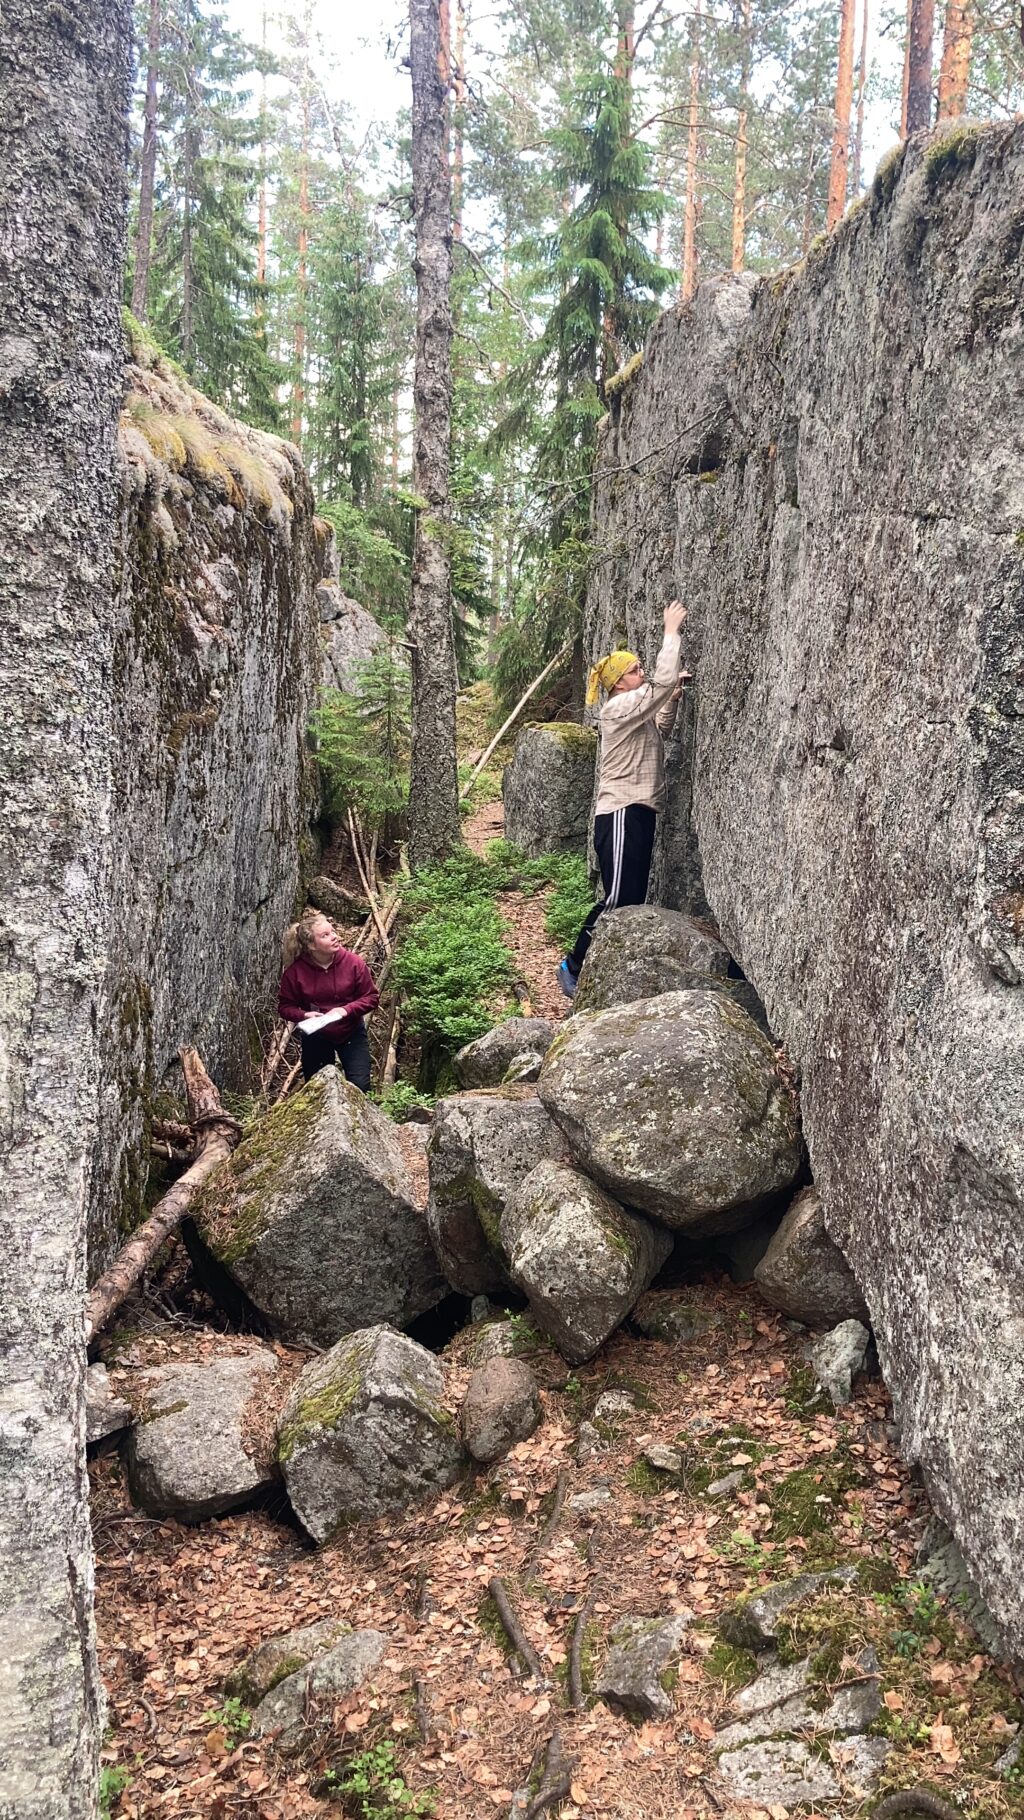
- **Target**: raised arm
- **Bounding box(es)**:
[601,601,686,729]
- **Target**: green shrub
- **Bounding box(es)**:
[396,849,518,1055]
[484,840,595,949]
[310,645,411,834]
[372,1081,435,1122]
[99,1766,131,1818]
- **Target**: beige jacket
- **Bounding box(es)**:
[594,632,682,815]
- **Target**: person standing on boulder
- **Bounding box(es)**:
[278,911,379,1087]
[558,600,688,998]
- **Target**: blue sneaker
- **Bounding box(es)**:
[557,960,578,1000]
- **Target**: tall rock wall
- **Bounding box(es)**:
[94,329,322,1265]
[587,121,1024,1658]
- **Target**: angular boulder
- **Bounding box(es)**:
[227,1616,354,1705]
[575,905,771,1031]
[124,1348,278,1521]
[502,722,597,859]
[808,1319,871,1408]
[754,1186,868,1326]
[459,1357,541,1463]
[501,1159,672,1363]
[191,1068,445,1347]
[538,990,803,1233]
[453,1017,554,1090]
[426,1086,569,1295]
[594,1614,691,1720]
[278,1326,464,1542]
[251,1630,388,1746]
[713,1649,882,1752]
[718,1570,856,1650]
[318,578,388,692]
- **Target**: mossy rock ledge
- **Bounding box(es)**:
[538,989,804,1235]
[277,1325,465,1542]
[191,1068,446,1348]
[500,1158,672,1364]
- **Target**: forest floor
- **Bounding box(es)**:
[91,688,1022,1819]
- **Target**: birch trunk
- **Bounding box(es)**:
[0,2,130,1813]
[827,0,857,228]
[408,0,461,868]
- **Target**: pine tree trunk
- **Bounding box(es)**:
[827,0,857,228]
[906,0,936,132]
[852,0,870,194]
[901,0,913,133]
[292,6,312,443]
[731,0,752,273]
[937,0,975,116]
[182,94,194,362]
[453,0,466,241]
[0,3,130,1813]
[681,0,702,302]
[408,0,461,868]
[131,0,161,321]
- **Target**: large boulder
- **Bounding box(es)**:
[426,1087,569,1294]
[502,722,597,858]
[754,1187,868,1326]
[501,1160,673,1363]
[575,906,771,1032]
[278,1326,465,1542]
[594,1615,691,1721]
[538,990,803,1233]
[227,1617,354,1705]
[124,1348,278,1521]
[453,1017,555,1089]
[251,1630,388,1746]
[191,1069,445,1347]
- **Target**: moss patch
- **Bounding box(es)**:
[924,124,981,187]
[194,1076,327,1265]
[704,1639,758,1694]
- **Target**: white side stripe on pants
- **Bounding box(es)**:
[606,807,626,909]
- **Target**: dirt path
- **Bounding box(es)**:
[463,797,570,1026]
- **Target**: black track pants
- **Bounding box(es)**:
[565,803,657,975]
[299,1019,372,1090]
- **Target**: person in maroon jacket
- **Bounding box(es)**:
[278,912,379,1088]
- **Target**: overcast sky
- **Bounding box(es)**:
[222,0,905,196]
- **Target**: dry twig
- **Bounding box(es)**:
[568,1585,598,1711]
[524,1467,569,1576]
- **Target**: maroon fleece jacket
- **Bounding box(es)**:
[278,947,379,1039]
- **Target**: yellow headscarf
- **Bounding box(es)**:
[585,649,639,707]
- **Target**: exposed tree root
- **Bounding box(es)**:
[488,1575,545,1682]
[524,1467,568,1576]
[568,1585,598,1711]
[871,1794,965,1820]
[523,1730,572,1820]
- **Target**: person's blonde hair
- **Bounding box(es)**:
[282,910,326,969]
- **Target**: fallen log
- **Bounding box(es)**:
[85,1047,242,1346]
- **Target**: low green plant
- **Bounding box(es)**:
[372,1081,435,1122]
[99,1766,131,1818]
[203,1696,251,1749]
[483,840,595,949]
[324,1741,436,1819]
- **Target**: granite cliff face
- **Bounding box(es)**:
[586,121,1024,1657]
[94,327,322,1264]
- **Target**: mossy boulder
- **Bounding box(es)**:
[538,990,803,1234]
[277,1325,465,1542]
[754,1186,868,1326]
[453,1016,555,1089]
[250,1630,388,1747]
[226,1617,354,1706]
[124,1347,279,1521]
[426,1086,570,1294]
[191,1068,446,1347]
[502,722,597,859]
[501,1159,672,1363]
[574,905,769,1034]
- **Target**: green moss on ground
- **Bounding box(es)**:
[704,1639,758,1693]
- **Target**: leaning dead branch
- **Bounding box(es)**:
[459,642,572,802]
[524,1466,569,1576]
[84,1048,241,1345]
[568,1584,598,1710]
[487,1575,545,1682]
